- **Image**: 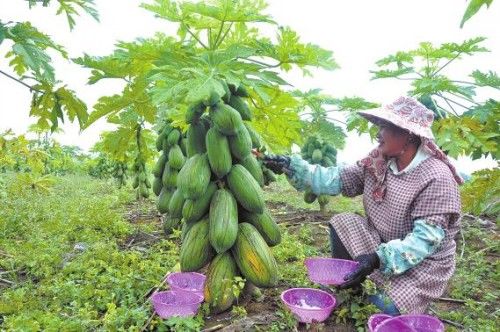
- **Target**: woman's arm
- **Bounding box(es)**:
[287,155,343,195]
[376,216,448,276]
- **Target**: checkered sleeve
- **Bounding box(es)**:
[339,164,365,197]
[376,219,445,276]
[411,175,461,224]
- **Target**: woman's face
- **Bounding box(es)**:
[376,122,410,157]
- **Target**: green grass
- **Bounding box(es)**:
[0,174,179,331]
[264,174,364,215]
[0,173,498,331]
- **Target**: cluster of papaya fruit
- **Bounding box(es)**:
[132,155,150,199]
[152,83,279,313]
[301,136,338,212]
[112,162,127,188]
[152,120,187,233]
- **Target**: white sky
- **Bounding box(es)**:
[0,0,498,173]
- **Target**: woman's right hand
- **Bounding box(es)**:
[262,155,291,175]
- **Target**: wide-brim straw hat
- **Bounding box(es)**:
[358,96,435,140]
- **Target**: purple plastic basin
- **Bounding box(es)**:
[166,272,206,298]
[375,319,417,332]
[304,257,359,285]
[367,314,392,332]
[280,288,336,323]
[374,314,444,332]
[151,290,203,319]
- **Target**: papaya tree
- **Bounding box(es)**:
[92,109,155,196]
[293,89,380,148]
[370,37,499,160]
[73,0,342,315]
[75,0,338,152]
[0,0,98,130]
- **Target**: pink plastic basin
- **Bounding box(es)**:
[368,314,392,332]
[166,272,206,298]
[373,314,444,332]
[304,257,359,285]
[281,288,336,323]
[151,290,203,319]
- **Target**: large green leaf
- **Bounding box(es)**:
[460,0,494,28]
[471,70,500,89]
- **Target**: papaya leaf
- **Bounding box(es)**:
[304,119,346,149]
[251,88,301,152]
[54,86,88,128]
[471,70,500,89]
[375,51,414,67]
[26,0,99,30]
[460,0,494,28]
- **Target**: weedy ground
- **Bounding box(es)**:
[0,174,497,331]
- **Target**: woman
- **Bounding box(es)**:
[264,96,463,315]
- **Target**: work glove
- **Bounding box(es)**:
[262,155,291,175]
[339,253,380,289]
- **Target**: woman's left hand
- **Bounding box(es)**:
[339,253,380,289]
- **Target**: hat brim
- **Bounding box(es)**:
[357,109,435,140]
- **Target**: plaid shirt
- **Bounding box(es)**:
[332,157,461,313]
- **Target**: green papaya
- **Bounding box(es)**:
[168,188,185,218]
[318,195,329,206]
[168,144,185,170]
[228,84,249,97]
[304,189,317,204]
[312,149,323,164]
[157,189,173,214]
[167,129,181,147]
[209,189,238,253]
[206,128,232,178]
[244,122,263,149]
[239,209,281,247]
[182,182,217,223]
[163,216,182,235]
[228,125,252,160]
[231,223,278,287]
[153,153,167,178]
[153,177,163,196]
[227,165,265,214]
[185,102,205,124]
[162,166,178,189]
[186,122,207,157]
[177,154,211,200]
[204,252,239,314]
[203,90,221,107]
[239,154,264,187]
[210,103,243,136]
[221,80,231,103]
[228,95,252,121]
[180,218,215,272]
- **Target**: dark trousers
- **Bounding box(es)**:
[328,223,400,315]
[328,223,352,260]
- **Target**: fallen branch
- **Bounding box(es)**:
[429,308,464,329]
[139,311,156,332]
[0,277,15,285]
[282,221,324,227]
[438,297,466,304]
[126,238,135,248]
[459,229,466,260]
[0,251,13,258]
[202,324,225,332]
[142,271,171,301]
